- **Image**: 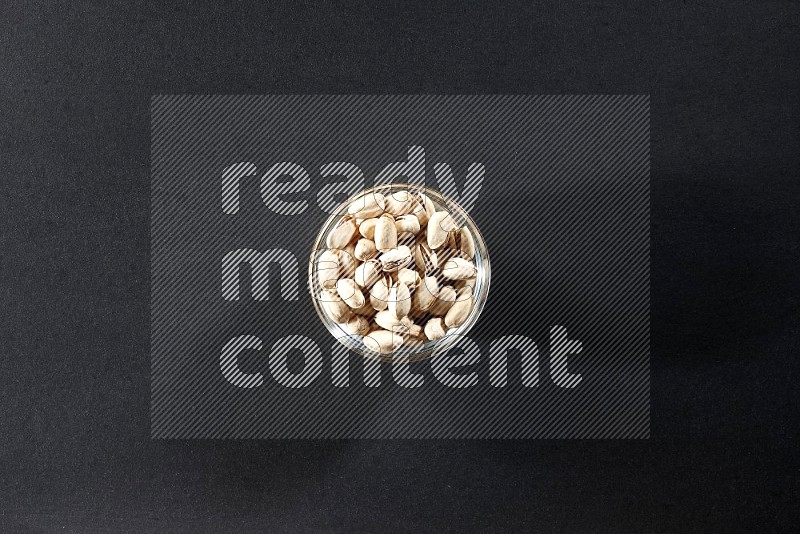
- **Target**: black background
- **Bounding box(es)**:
[2,1,798,531]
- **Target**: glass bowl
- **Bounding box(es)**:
[308,183,490,362]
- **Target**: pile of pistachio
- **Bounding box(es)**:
[315,189,478,355]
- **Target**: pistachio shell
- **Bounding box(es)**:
[336,278,366,309]
[395,214,421,235]
[348,192,386,218]
[413,276,439,312]
[397,268,421,289]
[379,245,413,272]
[369,274,392,311]
[359,218,378,240]
[427,211,456,249]
[441,257,477,280]
[374,214,398,252]
[354,259,380,288]
[374,309,407,332]
[363,329,405,354]
[424,317,447,340]
[412,192,435,227]
[344,315,370,336]
[414,241,438,273]
[384,190,415,216]
[388,281,411,319]
[326,217,357,249]
[319,290,351,323]
[354,238,378,261]
[458,227,476,259]
[316,249,341,289]
[444,296,473,328]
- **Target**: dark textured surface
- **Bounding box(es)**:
[1,1,798,531]
[150,95,649,439]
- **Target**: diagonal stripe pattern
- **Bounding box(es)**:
[151,95,649,439]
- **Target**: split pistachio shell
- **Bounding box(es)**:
[414,241,438,273]
[354,238,378,261]
[375,214,398,252]
[326,217,357,249]
[424,317,447,340]
[441,257,477,280]
[379,245,412,272]
[347,192,386,218]
[336,278,365,309]
[427,211,456,249]
[445,296,473,328]
[455,227,476,259]
[388,281,411,319]
[339,246,357,278]
[455,276,477,292]
[363,329,405,354]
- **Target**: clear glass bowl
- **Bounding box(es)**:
[308,183,490,362]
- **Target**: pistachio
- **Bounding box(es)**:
[444,296,473,328]
[413,276,439,312]
[427,211,456,249]
[326,216,357,249]
[424,317,447,340]
[339,245,357,278]
[414,240,438,273]
[441,257,477,280]
[395,214,421,235]
[354,238,378,261]
[379,245,413,272]
[354,259,381,288]
[384,190,415,216]
[374,214,398,252]
[412,192,435,227]
[388,281,411,319]
[344,315,370,336]
[359,218,378,240]
[429,285,457,316]
[374,309,407,332]
[369,273,392,311]
[397,268,421,289]
[336,278,365,309]
[316,249,341,289]
[319,289,351,323]
[453,227,476,259]
[363,329,405,354]
[347,192,386,218]
[400,316,423,337]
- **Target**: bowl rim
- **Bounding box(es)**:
[308,183,491,363]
